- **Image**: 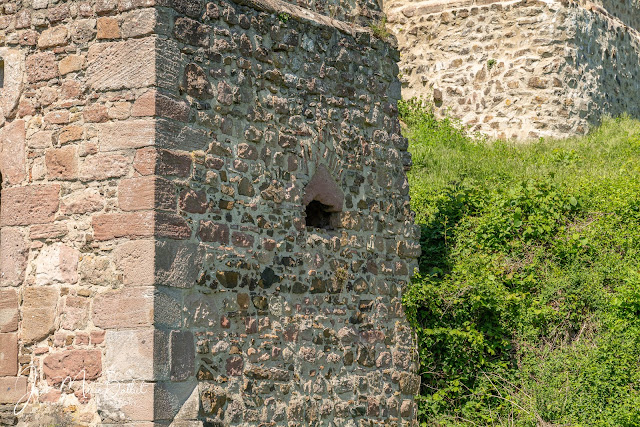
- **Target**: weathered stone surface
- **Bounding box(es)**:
[113,240,155,286]
[0,228,28,287]
[0,184,60,226]
[38,26,68,48]
[170,331,194,381]
[104,329,155,381]
[22,286,58,343]
[26,51,57,82]
[0,333,18,376]
[0,377,27,404]
[92,286,154,328]
[35,244,79,286]
[86,38,155,90]
[156,240,204,288]
[61,188,105,215]
[43,349,102,385]
[182,63,213,99]
[45,146,78,180]
[0,120,26,185]
[0,289,19,332]
[60,296,89,330]
[92,211,154,240]
[118,176,175,211]
[97,120,155,151]
[80,153,130,181]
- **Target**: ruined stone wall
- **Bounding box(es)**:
[156,0,421,424]
[0,0,420,424]
[386,0,640,139]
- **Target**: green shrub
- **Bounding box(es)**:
[401,100,640,425]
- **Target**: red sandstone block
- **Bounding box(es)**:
[131,90,190,121]
[80,152,130,181]
[44,110,70,125]
[29,223,68,240]
[0,333,18,376]
[92,287,154,329]
[0,289,19,332]
[118,176,175,211]
[90,330,105,344]
[42,349,102,385]
[0,228,28,287]
[92,211,154,241]
[97,120,155,151]
[58,125,84,144]
[26,51,57,82]
[0,184,60,226]
[0,120,26,185]
[83,104,109,123]
[45,146,78,180]
[133,147,193,177]
[0,376,28,404]
[97,17,121,39]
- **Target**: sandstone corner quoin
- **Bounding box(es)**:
[386,0,640,139]
[0,0,422,425]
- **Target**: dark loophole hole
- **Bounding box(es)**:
[0,59,4,88]
[305,200,335,230]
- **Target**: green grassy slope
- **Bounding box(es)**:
[401,98,640,426]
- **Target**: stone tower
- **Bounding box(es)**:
[0,0,421,425]
[386,0,640,139]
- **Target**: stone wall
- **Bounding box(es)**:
[386,0,640,139]
[0,0,421,424]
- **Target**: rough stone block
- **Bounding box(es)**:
[45,146,78,180]
[0,289,19,332]
[61,188,105,215]
[0,120,26,185]
[97,17,121,39]
[58,54,85,75]
[156,240,204,288]
[97,120,155,151]
[0,376,28,404]
[0,228,28,287]
[92,286,154,328]
[113,240,155,287]
[155,212,192,240]
[170,331,194,381]
[42,349,102,385]
[22,286,59,343]
[118,176,175,211]
[0,333,18,376]
[61,296,89,330]
[104,329,155,381]
[35,244,79,286]
[121,8,157,38]
[26,51,57,82]
[92,211,154,241]
[86,38,155,90]
[38,26,69,48]
[0,184,60,226]
[80,152,130,181]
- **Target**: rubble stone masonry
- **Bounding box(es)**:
[386,0,640,139]
[0,0,421,425]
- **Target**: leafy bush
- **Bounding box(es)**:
[401,99,640,425]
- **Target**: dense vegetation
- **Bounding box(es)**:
[400,98,640,426]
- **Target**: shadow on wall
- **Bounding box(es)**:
[572,8,640,128]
